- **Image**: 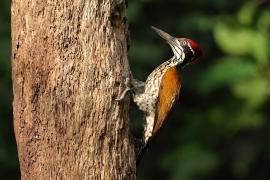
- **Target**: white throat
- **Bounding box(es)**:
[170,45,185,66]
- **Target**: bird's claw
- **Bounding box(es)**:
[116,77,131,101]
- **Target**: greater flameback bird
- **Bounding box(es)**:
[117,26,202,163]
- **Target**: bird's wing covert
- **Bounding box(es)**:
[152,67,181,136]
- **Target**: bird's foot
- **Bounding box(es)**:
[116,77,131,101]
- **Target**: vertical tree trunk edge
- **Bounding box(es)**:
[11,0,136,179]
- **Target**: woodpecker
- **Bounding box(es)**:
[117,26,202,163]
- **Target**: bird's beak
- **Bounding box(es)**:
[151,26,177,46]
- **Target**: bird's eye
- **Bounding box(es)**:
[181,41,187,46]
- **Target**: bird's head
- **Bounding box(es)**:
[152,26,202,67]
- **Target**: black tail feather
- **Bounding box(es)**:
[135,141,149,166]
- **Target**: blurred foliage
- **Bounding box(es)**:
[127,0,270,179]
[1,0,270,179]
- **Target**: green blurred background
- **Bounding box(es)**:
[1,0,270,179]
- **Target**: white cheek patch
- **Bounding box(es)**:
[180,46,185,60]
[172,45,184,61]
[187,43,195,55]
[171,46,179,59]
[175,47,181,59]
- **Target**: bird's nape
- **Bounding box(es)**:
[187,39,203,59]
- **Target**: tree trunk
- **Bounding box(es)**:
[11,0,135,179]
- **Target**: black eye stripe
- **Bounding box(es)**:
[182,45,194,62]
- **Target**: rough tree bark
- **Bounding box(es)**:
[11,0,135,179]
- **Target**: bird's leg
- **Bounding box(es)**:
[116,76,145,101]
